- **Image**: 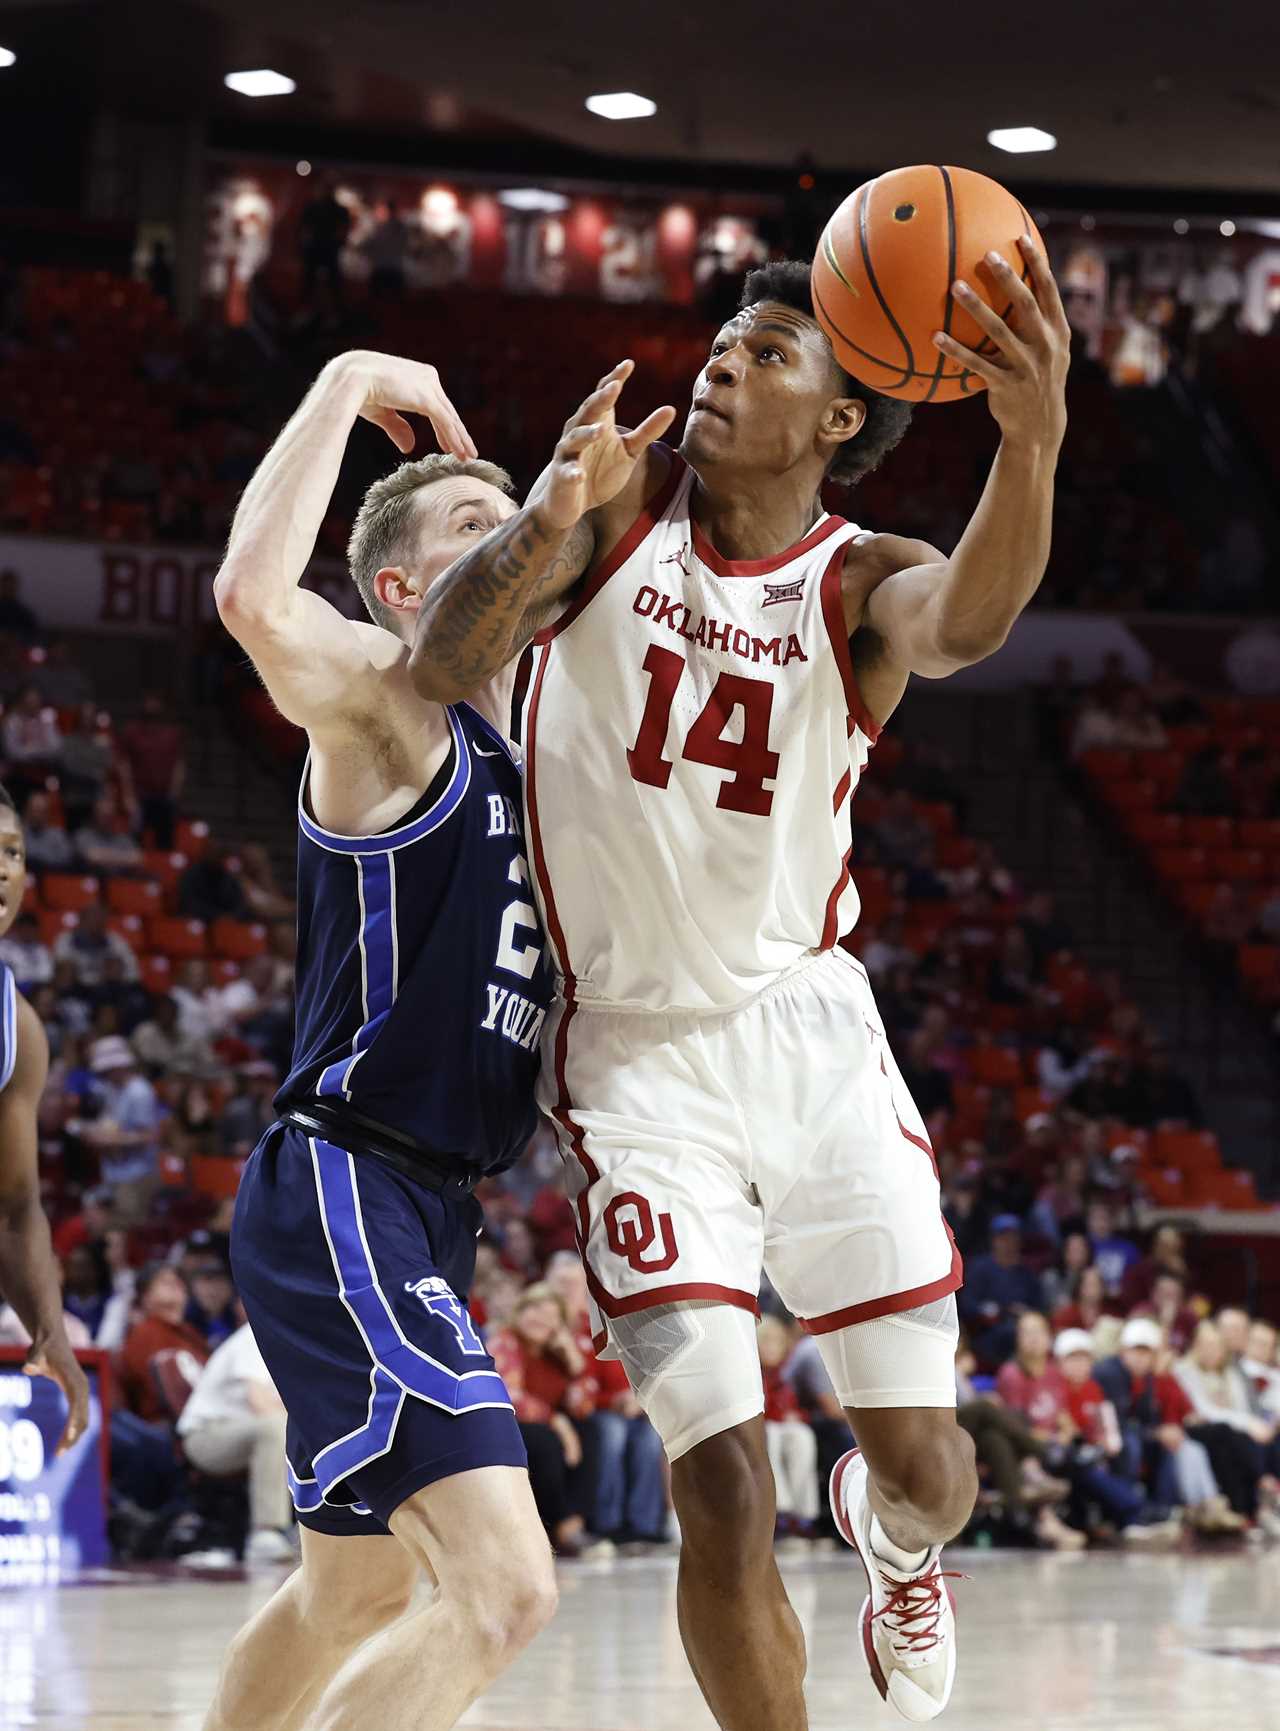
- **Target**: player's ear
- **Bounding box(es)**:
[822,394,867,451]
[373,567,420,613]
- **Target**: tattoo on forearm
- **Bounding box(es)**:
[415,513,594,686]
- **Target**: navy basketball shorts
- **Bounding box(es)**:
[232,1124,526,1536]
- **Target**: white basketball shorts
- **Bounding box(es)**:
[537,945,962,1354]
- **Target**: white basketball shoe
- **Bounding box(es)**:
[830,1448,959,1722]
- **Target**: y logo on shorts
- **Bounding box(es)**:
[604,1191,680,1274]
[403,1275,487,1356]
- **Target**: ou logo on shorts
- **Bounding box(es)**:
[603,1191,679,1274]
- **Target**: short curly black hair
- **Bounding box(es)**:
[739,260,913,487]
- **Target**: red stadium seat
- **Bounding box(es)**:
[190,1155,244,1202]
[105,913,145,952]
[1238,819,1280,853]
[1126,811,1184,847]
[969,1045,1024,1088]
[1152,846,1209,883]
[1081,749,1133,782]
[210,919,268,960]
[208,959,241,985]
[40,873,100,912]
[1237,945,1280,1000]
[916,801,956,836]
[37,909,78,946]
[1014,1087,1053,1120]
[1152,1128,1221,1176]
[174,819,210,860]
[141,851,188,906]
[146,915,208,959]
[140,954,173,994]
[1210,848,1267,883]
[1138,1166,1187,1207]
[1184,816,1235,849]
[106,877,163,917]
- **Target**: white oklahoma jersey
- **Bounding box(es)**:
[523,447,959,1426]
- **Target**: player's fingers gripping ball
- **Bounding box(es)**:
[811,164,1045,403]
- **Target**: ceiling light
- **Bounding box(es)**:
[1219,219,1236,237]
[498,188,569,214]
[224,69,296,98]
[585,92,656,120]
[987,126,1057,154]
[1173,218,1189,235]
[0,46,15,68]
[296,160,312,177]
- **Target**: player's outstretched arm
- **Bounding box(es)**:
[214,350,475,731]
[0,997,89,1454]
[844,236,1069,714]
[409,360,674,703]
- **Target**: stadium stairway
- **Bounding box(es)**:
[894,687,1279,1188]
[184,703,298,884]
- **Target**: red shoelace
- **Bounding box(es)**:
[871,1566,966,1655]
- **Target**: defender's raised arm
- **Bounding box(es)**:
[408,360,674,703]
[213,349,474,732]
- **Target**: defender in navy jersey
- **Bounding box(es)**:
[0,784,89,1454]
[205,351,557,1731]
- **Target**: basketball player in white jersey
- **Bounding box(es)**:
[409,238,1070,1727]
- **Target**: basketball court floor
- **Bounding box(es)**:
[3,1547,1278,1729]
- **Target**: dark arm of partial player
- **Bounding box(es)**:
[0,1003,61,1345]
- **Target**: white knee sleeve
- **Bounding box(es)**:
[815,1295,959,1410]
[605,1302,764,1462]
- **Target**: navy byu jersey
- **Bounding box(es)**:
[277,702,551,1176]
[0,962,16,1093]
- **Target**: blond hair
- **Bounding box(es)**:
[346,453,514,630]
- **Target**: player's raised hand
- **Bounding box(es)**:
[24,1333,90,1455]
[931,236,1070,453]
[331,350,478,460]
[540,361,676,530]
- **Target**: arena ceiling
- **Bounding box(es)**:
[5,0,1280,202]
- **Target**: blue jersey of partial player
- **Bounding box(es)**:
[276,701,551,1176]
[0,962,17,1093]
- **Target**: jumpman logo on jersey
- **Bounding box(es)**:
[762,577,806,607]
[660,547,692,578]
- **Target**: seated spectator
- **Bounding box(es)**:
[52,1182,115,1260]
[496,1217,541,1283]
[0,909,53,989]
[1130,1270,1200,1356]
[1071,689,1166,755]
[1120,1223,1190,1308]
[1133,1041,1202,1127]
[872,788,933,865]
[1215,1307,1256,1380]
[176,1313,295,1562]
[758,1317,820,1538]
[546,1253,667,1547]
[960,1215,1045,1367]
[131,993,219,1078]
[1050,1265,1116,1348]
[996,1312,1071,1435]
[897,1029,954,1121]
[58,703,116,830]
[1039,1229,1093,1315]
[185,1258,238,1349]
[80,1034,165,1222]
[1243,1320,1280,1421]
[1094,1318,1243,1534]
[1017,891,1071,977]
[1175,1319,1280,1529]
[954,1335,1079,1549]
[178,844,249,923]
[488,1285,599,1556]
[22,790,75,870]
[859,915,913,979]
[1145,665,1206,727]
[217,1061,278,1158]
[3,685,62,783]
[60,1240,115,1342]
[171,959,216,1042]
[235,842,295,925]
[118,1263,209,1422]
[1175,744,1236,817]
[1055,1328,1178,1542]
[1085,1199,1140,1298]
[118,693,185,848]
[74,793,144,875]
[1203,883,1255,952]
[53,902,139,989]
[1067,1051,1144,1123]
[1036,1027,1091,1101]
[89,953,152,1035]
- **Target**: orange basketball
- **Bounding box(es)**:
[811,165,1043,403]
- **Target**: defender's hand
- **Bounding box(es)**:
[540,361,675,531]
[931,236,1070,454]
[331,350,477,460]
[25,1334,90,1455]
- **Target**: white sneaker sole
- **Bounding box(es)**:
[829,1447,957,1723]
